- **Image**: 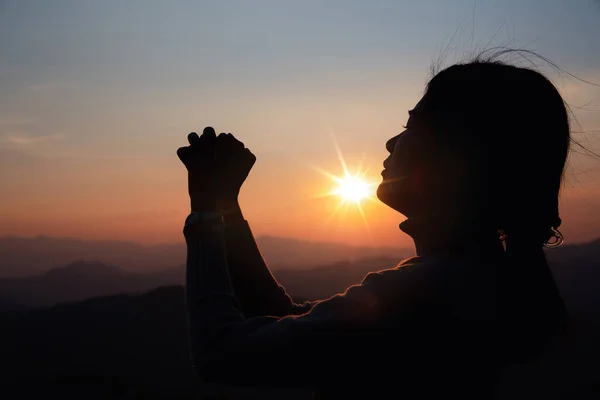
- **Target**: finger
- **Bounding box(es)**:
[246,148,257,163]
[225,132,245,148]
[202,126,216,140]
[200,127,217,149]
[240,148,256,168]
[187,132,200,145]
[216,132,234,148]
[177,146,190,162]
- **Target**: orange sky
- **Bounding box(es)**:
[2,122,599,249]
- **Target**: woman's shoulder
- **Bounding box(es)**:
[394,255,469,268]
[359,255,453,290]
[359,254,489,299]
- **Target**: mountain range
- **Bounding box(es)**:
[0,256,403,311]
[0,261,183,311]
[0,235,408,277]
[1,238,600,323]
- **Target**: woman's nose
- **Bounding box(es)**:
[386,135,400,153]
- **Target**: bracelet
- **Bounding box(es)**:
[185,212,223,225]
[184,212,225,235]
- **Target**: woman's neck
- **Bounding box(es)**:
[400,216,504,258]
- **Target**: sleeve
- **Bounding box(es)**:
[184,212,384,390]
[223,220,312,317]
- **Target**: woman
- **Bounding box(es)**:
[176,59,570,398]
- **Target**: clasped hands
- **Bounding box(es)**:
[177,126,256,213]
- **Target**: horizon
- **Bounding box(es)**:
[1,231,600,250]
[1,0,600,248]
[0,231,409,249]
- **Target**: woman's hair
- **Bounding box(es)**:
[423,58,571,246]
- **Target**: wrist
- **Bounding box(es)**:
[216,197,239,209]
[191,197,218,213]
[216,198,244,224]
[183,211,225,238]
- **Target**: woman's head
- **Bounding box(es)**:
[377,60,571,245]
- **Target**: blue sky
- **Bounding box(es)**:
[1,0,599,246]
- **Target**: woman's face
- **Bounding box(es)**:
[377,96,467,218]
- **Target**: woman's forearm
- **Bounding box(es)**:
[220,201,312,317]
[184,212,237,308]
[184,212,245,360]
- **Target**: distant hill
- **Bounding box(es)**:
[2,240,600,323]
[3,234,599,279]
[274,256,400,300]
[0,256,399,312]
[257,235,406,270]
[0,235,408,277]
[0,261,183,310]
[0,236,183,277]
[0,294,23,312]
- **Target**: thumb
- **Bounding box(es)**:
[177,146,191,164]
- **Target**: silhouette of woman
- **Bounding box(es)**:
[177,59,570,398]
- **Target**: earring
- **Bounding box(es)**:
[544,227,564,248]
[498,229,507,242]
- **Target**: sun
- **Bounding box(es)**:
[305,132,381,237]
[303,131,381,237]
[308,133,379,214]
[332,174,373,204]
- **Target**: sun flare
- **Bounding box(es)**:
[308,133,380,231]
[333,174,374,204]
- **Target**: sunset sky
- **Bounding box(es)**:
[1,0,599,248]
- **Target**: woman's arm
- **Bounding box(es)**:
[219,200,312,317]
[177,126,311,318]
[184,212,383,390]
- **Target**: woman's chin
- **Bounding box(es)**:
[378,182,404,211]
[377,181,421,216]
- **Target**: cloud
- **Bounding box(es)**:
[3,133,65,145]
